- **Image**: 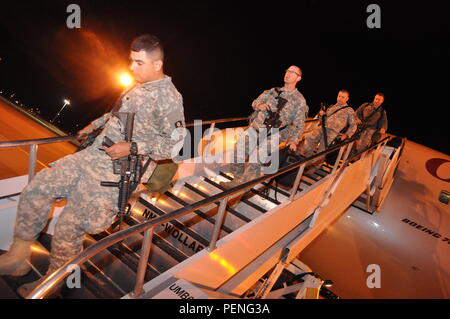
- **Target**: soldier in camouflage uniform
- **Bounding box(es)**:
[296,90,357,171]
[222,66,309,188]
[0,34,185,296]
[354,93,388,152]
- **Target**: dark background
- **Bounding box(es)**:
[0,0,448,154]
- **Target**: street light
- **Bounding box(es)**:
[51,99,70,123]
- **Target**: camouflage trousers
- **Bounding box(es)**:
[229,127,285,177]
[14,150,119,270]
[296,126,339,158]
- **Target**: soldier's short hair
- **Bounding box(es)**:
[375,92,385,98]
[339,89,350,96]
[131,34,164,62]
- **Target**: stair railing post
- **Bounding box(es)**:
[132,227,154,298]
[28,144,38,182]
[342,141,354,162]
[289,163,306,201]
[208,197,228,251]
[330,143,346,175]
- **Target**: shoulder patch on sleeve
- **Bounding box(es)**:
[175,120,184,128]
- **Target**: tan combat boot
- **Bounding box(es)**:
[220,163,260,190]
[0,237,33,276]
[220,177,243,190]
[17,264,62,299]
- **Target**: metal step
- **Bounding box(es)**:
[300,176,314,186]
[0,275,19,299]
[218,172,281,205]
[0,235,99,299]
[211,173,287,214]
[128,199,209,257]
[93,218,182,277]
[122,216,188,266]
[90,228,161,284]
[37,232,124,299]
[262,181,291,198]
[135,195,215,250]
[184,182,252,223]
[303,173,320,182]
[186,179,265,222]
[166,187,249,232]
[82,235,140,295]
[145,187,234,238]
[164,190,238,234]
[315,168,330,178]
[136,198,210,248]
[203,177,267,214]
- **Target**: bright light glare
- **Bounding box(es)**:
[119,73,134,87]
[63,99,70,105]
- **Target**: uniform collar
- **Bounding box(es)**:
[139,75,172,89]
[279,87,298,95]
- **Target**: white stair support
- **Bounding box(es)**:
[254,248,289,299]
[28,144,38,182]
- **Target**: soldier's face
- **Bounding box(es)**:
[129,50,162,83]
[373,95,384,107]
[337,91,349,104]
[284,66,301,85]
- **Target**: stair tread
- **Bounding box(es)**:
[137,197,211,247]
[203,177,267,213]
[37,232,124,299]
[165,190,235,233]
[0,276,20,299]
[184,182,252,223]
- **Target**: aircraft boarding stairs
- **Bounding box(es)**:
[0,121,404,299]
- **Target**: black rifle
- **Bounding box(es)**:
[76,85,135,152]
[263,89,288,129]
[319,102,353,148]
[100,112,143,229]
[77,128,103,151]
[319,102,330,149]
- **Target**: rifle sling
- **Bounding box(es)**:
[362,104,384,125]
[320,105,351,149]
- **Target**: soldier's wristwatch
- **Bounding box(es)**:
[130,142,138,156]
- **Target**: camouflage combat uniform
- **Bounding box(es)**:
[230,87,308,177]
[355,102,387,152]
[14,75,185,271]
[297,103,357,157]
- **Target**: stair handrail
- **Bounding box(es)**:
[0,135,79,149]
[0,118,319,148]
[0,118,318,183]
[27,134,393,299]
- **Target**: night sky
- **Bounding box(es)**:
[0,0,448,154]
